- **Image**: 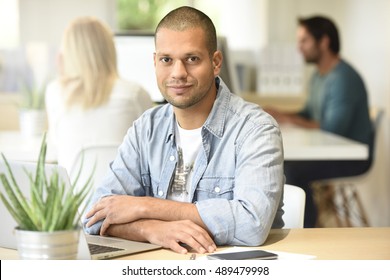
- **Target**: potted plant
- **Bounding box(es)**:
[0,133,93,259]
[18,80,47,137]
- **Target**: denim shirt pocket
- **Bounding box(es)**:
[141,173,167,198]
[141,173,153,196]
[194,177,234,201]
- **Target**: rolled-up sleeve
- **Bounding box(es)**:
[196,123,284,246]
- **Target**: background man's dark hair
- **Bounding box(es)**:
[298,16,340,54]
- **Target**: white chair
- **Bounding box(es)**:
[313,108,385,227]
[69,143,120,194]
[282,184,306,228]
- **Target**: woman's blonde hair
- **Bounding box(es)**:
[60,16,118,109]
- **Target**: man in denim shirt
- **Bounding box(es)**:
[85,6,284,254]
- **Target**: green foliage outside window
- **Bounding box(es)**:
[117,0,187,31]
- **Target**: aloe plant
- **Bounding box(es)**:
[0,133,93,231]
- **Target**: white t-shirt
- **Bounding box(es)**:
[45,78,153,172]
[168,122,202,202]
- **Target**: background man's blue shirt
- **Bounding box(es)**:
[299,59,373,151]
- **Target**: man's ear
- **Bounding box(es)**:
[319,35,330,52]
[212,50,223,77]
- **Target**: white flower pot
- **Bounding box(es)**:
[19,109,47,137]
[15,228,80,260]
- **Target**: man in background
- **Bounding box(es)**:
[267,16,372,227]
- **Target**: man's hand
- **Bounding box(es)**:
[85,195,212,238]
[145,220,217,254]
[264,107,320,128]
[264,107,293,124]
[85,195,142,234]
[107,219,217,254]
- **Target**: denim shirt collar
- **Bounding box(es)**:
[165,106,176,144]
[165,77,231,143]
[203,77,231,139]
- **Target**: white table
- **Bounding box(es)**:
[0,126,368,163]
[1,227,389,260]
[280,125,368,161]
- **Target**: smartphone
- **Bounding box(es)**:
[207,250,278,260]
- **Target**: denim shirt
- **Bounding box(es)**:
[84,78,285,246]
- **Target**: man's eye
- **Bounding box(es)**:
[187,56,199,63]
[160,57,171,63]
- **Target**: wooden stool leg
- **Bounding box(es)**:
[337,183,369,227]
[313,184,343,227]
[312,182,370,228]
[348,184,370,227]
[339,186,353,227]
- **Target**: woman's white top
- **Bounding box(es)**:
[45,78,153,172]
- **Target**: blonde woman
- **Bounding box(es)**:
[45,16,153,172]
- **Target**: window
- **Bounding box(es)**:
[0,0,19,49]
[116,0,221,32]
[117,0,188,31]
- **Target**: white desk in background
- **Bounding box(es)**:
[0,131,57,162]
[0,126,368,163]
[280,125,368,161]
[241,93,368,160]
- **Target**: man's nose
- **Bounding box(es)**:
[171,60,188,79]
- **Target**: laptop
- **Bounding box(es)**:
[0,160,161,259]
[78,228,161,260]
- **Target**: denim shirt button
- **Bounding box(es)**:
[169,155,175,161]
[158,190,164,196]
[214,186,221,193]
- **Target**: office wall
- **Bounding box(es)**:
[19,0,116,46]
[342,0,390,227]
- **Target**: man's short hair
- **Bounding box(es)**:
[298,16,340,54]
[155,6,217,57]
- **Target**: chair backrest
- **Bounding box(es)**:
[282,184,306,228]
[69,143,120,194]
[370,107,385,130]
[370,107,385,160]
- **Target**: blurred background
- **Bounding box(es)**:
[0,0,389,226]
